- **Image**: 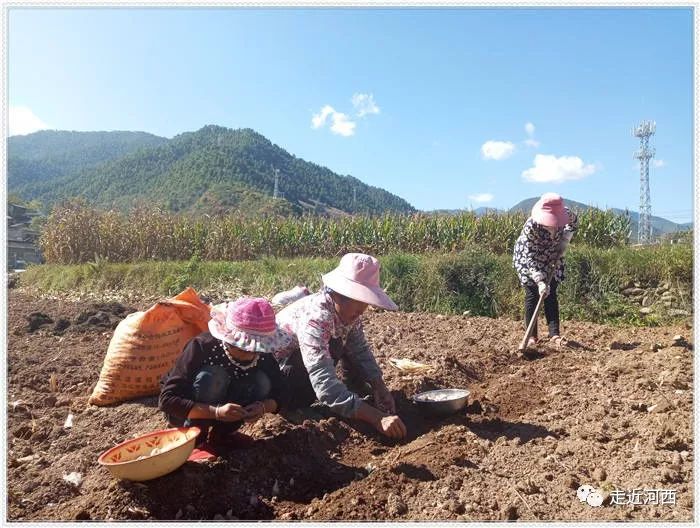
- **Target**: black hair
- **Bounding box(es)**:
[323,286,354,304]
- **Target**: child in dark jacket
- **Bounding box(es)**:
[159,297,291,462]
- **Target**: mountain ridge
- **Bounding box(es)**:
[8,126,415,216]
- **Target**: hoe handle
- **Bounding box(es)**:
[519,290,546,351]
[518,254,563,351]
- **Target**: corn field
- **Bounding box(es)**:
[39,201,631,264]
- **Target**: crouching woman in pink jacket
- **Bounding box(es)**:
[274,253,407,440]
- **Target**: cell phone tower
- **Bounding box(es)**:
[632,120,656,244]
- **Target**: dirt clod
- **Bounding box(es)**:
[592,468,607,482]
[27,312,53,332]
[501,504,518,520]
[386,493,408,516]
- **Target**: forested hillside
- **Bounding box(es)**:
[8,126,414,216]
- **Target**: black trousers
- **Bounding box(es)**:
[524,281,560,339]
[278,338,366,411]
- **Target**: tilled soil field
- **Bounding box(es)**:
[6,289,694,521]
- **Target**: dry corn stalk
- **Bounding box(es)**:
[49,373,58,393]
[386,440,434,465]
[388,358,433,374]
[40,201,630,264]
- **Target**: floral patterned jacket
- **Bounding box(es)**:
[512,208,578,286]
[274,290,382,417]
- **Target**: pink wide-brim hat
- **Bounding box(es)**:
[322,253,398,311]
[531,193,568,227]
[208,297,292,353]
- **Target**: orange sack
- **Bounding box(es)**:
[89,287,211,406]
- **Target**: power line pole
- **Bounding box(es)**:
[273,168,280,199]
[632,120,656,244]
[353,187,357,209]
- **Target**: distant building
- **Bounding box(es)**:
[7,203,42,269]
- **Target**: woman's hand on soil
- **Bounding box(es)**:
[377,415,407,439]
[215,403,247,422]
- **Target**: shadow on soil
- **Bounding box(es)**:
[112,421,366,520]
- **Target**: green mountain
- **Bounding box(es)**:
[509,197,691,238]
[8,130,168,200]
[8,126,415,216]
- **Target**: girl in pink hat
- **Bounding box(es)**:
[512,193,578,349]
[274,253,407,440]
[159,297,292,462]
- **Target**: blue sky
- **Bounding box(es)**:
[8,7,694,222]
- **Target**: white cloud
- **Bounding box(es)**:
[329,111,356,137]
[351,93,380,117]
[468,193,494,203]
[311,105,356,137]
[522,154,597,183]
[9,105,49,136]
[524,122,539,148]
[481,140,516,160]
[312,105,334,129]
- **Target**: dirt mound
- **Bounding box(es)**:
[7,290,694,521]
[20,301,137,336]
[27,312,54,332]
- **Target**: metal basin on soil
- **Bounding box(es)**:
[412,388,470,416]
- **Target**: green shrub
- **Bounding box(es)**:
[20,245,692,326]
